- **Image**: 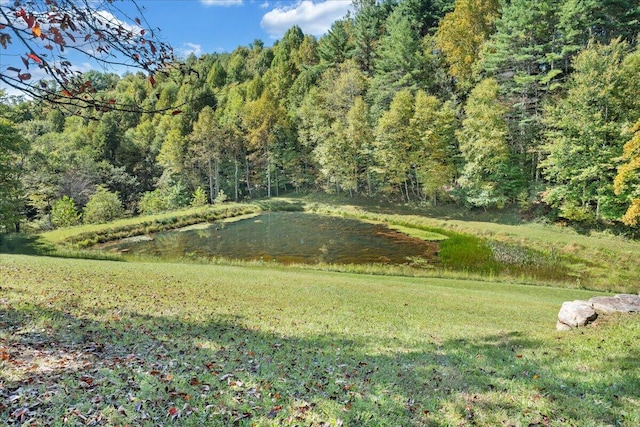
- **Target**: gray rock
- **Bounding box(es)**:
[589,294,640,314]
[556,321,573,331]
[557,300,598,329]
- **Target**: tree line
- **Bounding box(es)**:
[1,0,640,232]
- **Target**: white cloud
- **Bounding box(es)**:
[259,1,270,9]
[94,9,142,34]
[200,0,243,6]
[179,42,203,57]
[261,0,352,39]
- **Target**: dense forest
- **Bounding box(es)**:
[2,0,640,232]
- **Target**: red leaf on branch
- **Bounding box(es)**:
[149,75,155,86]
[18,73,31,81]
[25,14,35,29]
[27,53,42,64]
[171,110,182,115]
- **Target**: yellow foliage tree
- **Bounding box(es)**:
[614,119,640,225]
[436,0,500,89]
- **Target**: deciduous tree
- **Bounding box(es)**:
[0,117,29,231]
[541,39,636,221]
[436,0,500,89]
[456,78,512,208]
[615,119,640,226]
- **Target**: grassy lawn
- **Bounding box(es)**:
[2,200,639,425]
[2,254,639,426]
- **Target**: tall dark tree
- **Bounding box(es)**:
[369,2,423,115]
[318,19,354,66]
[352,0,388,74]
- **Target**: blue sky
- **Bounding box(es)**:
[139,0,354,57]
[0,0,353,97]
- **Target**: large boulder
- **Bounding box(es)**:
[588,294,640,314]
[557,300,598,330]
[557,294,640,331]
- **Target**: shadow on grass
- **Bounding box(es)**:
[0,233,55,256]
[289,192,527,226]
[255,199,306,212]
[1,302,637,426]
[0,233,125,262]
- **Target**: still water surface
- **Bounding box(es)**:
[105,212,438,265]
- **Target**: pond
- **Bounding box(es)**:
[101,212,439,266]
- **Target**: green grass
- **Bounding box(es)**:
[10,197,636,292]
[2,199,640,425]
[385,224,449,241]
[39,203,261,249]
[301,200,640,292]
[1,254,639,426]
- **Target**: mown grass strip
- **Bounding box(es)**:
[41,203,261,248]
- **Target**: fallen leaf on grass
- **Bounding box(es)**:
[267,404,283,418]
[220,373,234,381]
[233,412,252,422]
[11,406,30,422]
[167,406,180,419]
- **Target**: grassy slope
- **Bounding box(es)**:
[302,200,640,292]
[2,254,639,426]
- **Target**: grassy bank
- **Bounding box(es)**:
[1,254,639,426]
[0,197,630,292]
[40,203,262,248]
[302,200,640,293]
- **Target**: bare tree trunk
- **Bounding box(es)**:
[214,158,220,197]
[208,158,214,204]
[404,180,410,203]
[234,158,239,202]
[267,153,272,198]
[245,154,252,198]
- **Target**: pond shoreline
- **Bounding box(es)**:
[97,211,443,267]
